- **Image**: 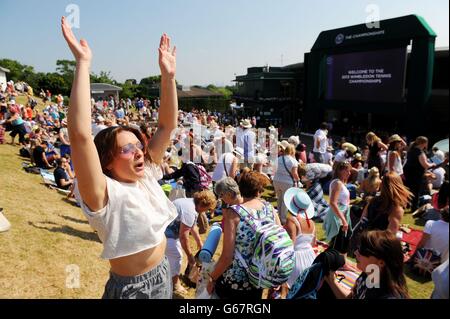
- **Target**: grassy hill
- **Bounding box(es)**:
[0,95,435,298]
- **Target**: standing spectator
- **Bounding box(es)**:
[163,161,202,198]
[62,19,178,299]
[404,137,437,211]
[387,134,407,177]
[58,119,71,157]
[273,144,301,224]
[207,172,275,299]
[313,122,329,164]
[165,191,216,295]
[236,119,256,168]
[323,162,352,253]
[212,147,243,182]
[366,132,388,172]
[6,104,27,145]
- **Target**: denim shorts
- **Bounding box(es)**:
[102,256,172,299]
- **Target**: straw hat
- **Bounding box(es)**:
[341,142,357,154]
[240,119,252,129]
[353,153,364,162]
[283,187,315,220]
[388,134,403,144]
[277,140,290,150]
[232,147,244,158]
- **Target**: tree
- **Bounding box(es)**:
[37,73,68,96]
[90,71,116,85]
[56,60,76,76]
[0,59,35,83]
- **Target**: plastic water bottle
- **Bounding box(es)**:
[198,223,222,263]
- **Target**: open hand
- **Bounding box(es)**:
[158,34,176,79]
[61,16,92,64]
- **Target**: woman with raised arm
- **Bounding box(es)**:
[61,17,178,299]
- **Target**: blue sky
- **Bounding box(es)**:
[1,0,448,86]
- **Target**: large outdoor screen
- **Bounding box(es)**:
[325,47,408,103]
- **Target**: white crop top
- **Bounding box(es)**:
[74,163,177,260]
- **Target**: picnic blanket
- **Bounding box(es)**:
[315,241,362,292]
[40,170,56,187]
[400,228,423,262]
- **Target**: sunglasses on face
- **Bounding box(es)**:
[119,141,144,157]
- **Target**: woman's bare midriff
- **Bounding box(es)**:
[109,237,167,277]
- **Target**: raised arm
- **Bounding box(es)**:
[61,16,107,212]
[147,34,178,163]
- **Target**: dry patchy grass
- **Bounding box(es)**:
[0,96,434,298]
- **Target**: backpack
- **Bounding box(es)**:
[196,164,212,190]
[233,204,295,289]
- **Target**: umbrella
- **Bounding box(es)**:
[433,139,449,153]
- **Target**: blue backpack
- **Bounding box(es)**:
[233,204,295,289]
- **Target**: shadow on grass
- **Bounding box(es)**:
[59,214,89,225]
[61,197,81,208]
[28,221,101,243]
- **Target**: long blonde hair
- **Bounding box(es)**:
[378,172,413,210]
[366,132,381,145]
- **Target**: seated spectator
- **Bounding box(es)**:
[431,259,449,299]
[54,158,74,190]
[325,230,409,299]
[32,140,54,169]
[417,207,449,263]
[360,172,413,234]
[359,167,382,198]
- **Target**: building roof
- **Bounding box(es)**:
[0,66,10,73]
[177,86,223,98]
[91,83,122,92]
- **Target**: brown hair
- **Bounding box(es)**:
[238,171,270,198]
[193,190,217,212]
[94,126,151,178]
[377,172,413,211]
[357,230,409,298]
[298,162,307,178]
[411,136,428,149]
[332,161,351,179]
